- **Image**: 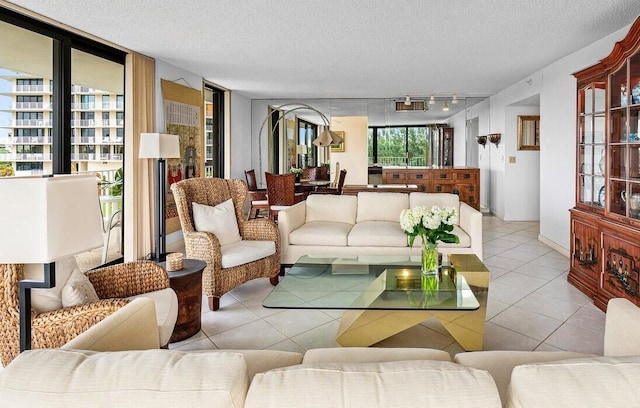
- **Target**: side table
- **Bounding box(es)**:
[159,258,206,343]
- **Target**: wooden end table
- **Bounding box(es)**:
[160,258,206,343]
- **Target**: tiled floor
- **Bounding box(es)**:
[168,216,606,357]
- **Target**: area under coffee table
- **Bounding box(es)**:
[263,254,490,350]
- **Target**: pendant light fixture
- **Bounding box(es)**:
[442,101,449,111]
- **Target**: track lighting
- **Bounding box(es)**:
[404,95,411,106]
[442,101,449,111]
[429,95,436,105]
[452,94,458,104]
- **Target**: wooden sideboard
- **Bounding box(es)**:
[381,167,480,210]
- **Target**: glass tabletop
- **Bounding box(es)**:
[263,255,479,310]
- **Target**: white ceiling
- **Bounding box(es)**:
[5,0,638,103]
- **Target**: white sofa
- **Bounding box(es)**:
[3,297,640,407]
[278,192,483,269]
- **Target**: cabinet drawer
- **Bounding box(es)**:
[407,172,429,182]
[383,172,407,182]
[454,171,478,181]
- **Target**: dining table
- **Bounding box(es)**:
[295,179,331,194]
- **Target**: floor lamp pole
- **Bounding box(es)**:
[19,263,55,352]
[155,158,167,261]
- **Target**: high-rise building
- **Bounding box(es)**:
[0,72,124,176]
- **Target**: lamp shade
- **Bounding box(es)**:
[0,174,104,263]
[313,129,343,147]
[139,133,181,159]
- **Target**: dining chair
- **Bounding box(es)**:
[265,172,305,221]
[244,169,269,219]
[302,167,319,181]
[313,169,347,195]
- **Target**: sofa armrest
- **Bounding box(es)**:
[62,297,160,351]
[277,201,307,258]
[605,297,640,356]
[459,202,483,260]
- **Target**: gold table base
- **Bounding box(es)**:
[336,254,489,351]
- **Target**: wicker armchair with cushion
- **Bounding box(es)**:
[0,259,177,366]
[171,178,280,311]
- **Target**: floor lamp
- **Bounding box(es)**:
[139,133,181,261]
[0,174,104,352]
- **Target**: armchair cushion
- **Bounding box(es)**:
[221,240,276,269]
[193,199,241,246]
[23,256,79,312]
[61,269,99,307]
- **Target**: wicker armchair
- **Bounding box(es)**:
[0,260,171,366]
[171,178,280,311]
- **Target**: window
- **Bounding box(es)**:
[1,7,126,267]
[203,83,225,178]
[79,95,95,109]
[369,125,434,166]
[297,119,317,168]
[102,95,109,109]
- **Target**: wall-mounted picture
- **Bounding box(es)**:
[330,131,345,152]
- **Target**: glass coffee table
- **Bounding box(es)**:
[263,254,490,350]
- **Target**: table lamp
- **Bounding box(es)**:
[0,174,104,351]
[139,133,181,260]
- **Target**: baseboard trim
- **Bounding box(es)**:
[538,234,570,258]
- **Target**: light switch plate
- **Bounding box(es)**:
[509,156,516,163]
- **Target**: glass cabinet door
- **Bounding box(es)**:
[608,55,640,221]
[578,83,606,208]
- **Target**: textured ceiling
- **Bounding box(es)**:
[5,0,638,102]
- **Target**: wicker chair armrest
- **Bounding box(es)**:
[87,261,169,299]
[240,219,280,245]
[183,230,223,271]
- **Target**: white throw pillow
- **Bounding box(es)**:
[23,256,80,313]
[61,269,100,307]
[192,199,242,246]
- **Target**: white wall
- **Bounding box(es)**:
[229,92,252,179]
[484,23,632,251]
[504,105,540,221]
[330,116,369,184]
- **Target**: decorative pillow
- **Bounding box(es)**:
[61,269,100,307]
[192,199,242,246]
[23,256,80,312]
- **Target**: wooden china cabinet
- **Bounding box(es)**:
[570,17,640,310]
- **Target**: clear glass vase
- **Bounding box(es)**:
[421,240,438,275]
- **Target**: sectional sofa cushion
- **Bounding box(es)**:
[0,349,249,408]
[356,192,409,223]
[245,360,501,408]
[409,192,461,221]
[290,221,353,246]
[454,350,592,404]
[306,194,357,224]
[348,221,408,247]
[507,356,640,408]
[302,347,452,363]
